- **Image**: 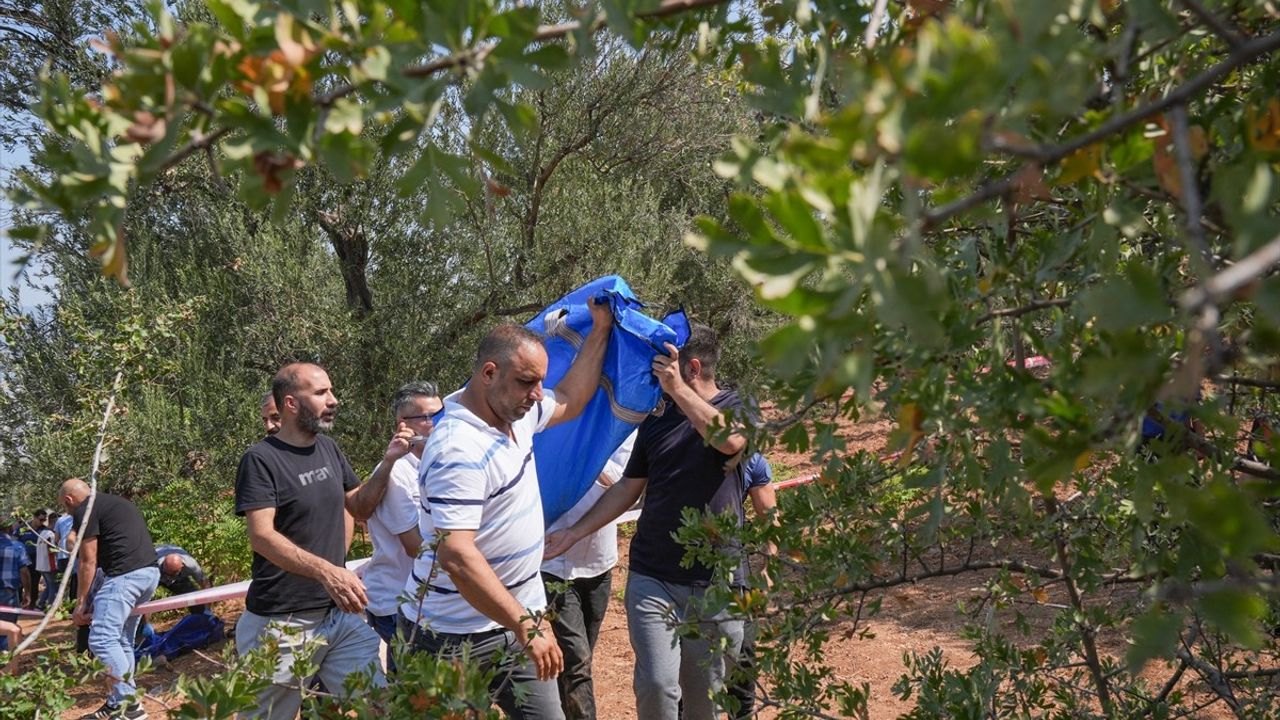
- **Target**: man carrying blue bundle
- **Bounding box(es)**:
[400,299,613,720]
[546,323,750,720]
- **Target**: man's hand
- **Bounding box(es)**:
[382,421,415,464]
[589,295,614,333]
[72,603,91,626]
[652,342,683,395]
[543,529,580,561]
[522,626,563,681]
[320,565,369,613]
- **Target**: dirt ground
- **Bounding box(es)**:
[18,405,1233,718]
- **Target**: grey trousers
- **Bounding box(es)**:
[235,606,385,719]
[625,571,745,720]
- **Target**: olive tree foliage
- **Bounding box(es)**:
[0,1,760,580]
[8,0,1280,716]
[0,0,148,150]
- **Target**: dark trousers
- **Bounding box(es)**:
[542,570,612,720]
[399,617,564,720]
[366,611,398,673]
[0,587,18,652]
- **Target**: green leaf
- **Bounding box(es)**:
[495,100,539,140]
[316,131,371,184]
[1200,589,1266,648]
[1076,264,1169,332]
[1126,605,1183,673]
[765,190,827,252]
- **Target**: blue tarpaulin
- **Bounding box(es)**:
[527,276,688,524]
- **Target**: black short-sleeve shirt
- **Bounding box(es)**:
[235,434,359,616]
[625,389,747,586]
[73,493,157,578]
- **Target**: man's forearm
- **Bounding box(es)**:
[345,461,395,522]
[75,561,94,607]
[397,528,422,558]
[555,324,611,420]
[570,476,646,540]
[250,528,338,583]
[669,384,747,456]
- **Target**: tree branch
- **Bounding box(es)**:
[976,297,1071,325]
[1180,231,1280,314]
[1214,375,1280,390]
[1174,0,1245,48]
[316,0,730,106]
[158,126,232,175]
[931,28,1280,230]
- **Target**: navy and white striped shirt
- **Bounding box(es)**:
[401,390,557,633]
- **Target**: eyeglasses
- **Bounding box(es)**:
[401,414,436,422]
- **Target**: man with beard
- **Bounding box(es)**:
[234,362,412,719]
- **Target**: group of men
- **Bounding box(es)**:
[0,509,68,613]
[1,488,215,715]
[27,304,776,720]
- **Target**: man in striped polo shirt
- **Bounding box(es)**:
[401,303,612,720]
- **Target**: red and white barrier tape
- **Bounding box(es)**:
[0,606,46,619]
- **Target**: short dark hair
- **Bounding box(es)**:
[680,323,720,380]
[271,362,318,411]
[261,391,274,408]
[392,381,441,417]
[34,509,47,519]
[474,324,544,373]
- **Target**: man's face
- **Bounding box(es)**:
[33,513,46,529]
[397,395,444,448]
[289,367,339,434]
[261,397,281,435]
[482,342,548,425]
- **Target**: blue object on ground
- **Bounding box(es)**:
[135,609,225,662]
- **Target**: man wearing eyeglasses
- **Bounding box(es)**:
[362,381,442,666]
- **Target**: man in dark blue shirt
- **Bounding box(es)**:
[546,324,749,720]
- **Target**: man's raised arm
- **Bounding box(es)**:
[344,423,414,521]
[653,343,747,456]
[547,299,614,428]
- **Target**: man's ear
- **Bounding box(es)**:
[481,361,499,383]
[687,357,702,380]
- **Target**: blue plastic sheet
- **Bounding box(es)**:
[527,276,688,524]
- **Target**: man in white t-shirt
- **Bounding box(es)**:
[400,306,612,720]
[364,381,442,669]
[540,432,635,719]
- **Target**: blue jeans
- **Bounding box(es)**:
[89,566,159,706]
[0,587,18,652]
[38,570,58,608]
[366,611,398,673]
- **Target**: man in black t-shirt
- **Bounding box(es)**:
[234,362,413,719]
[59,479,159,720]
[546,324,748,720]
